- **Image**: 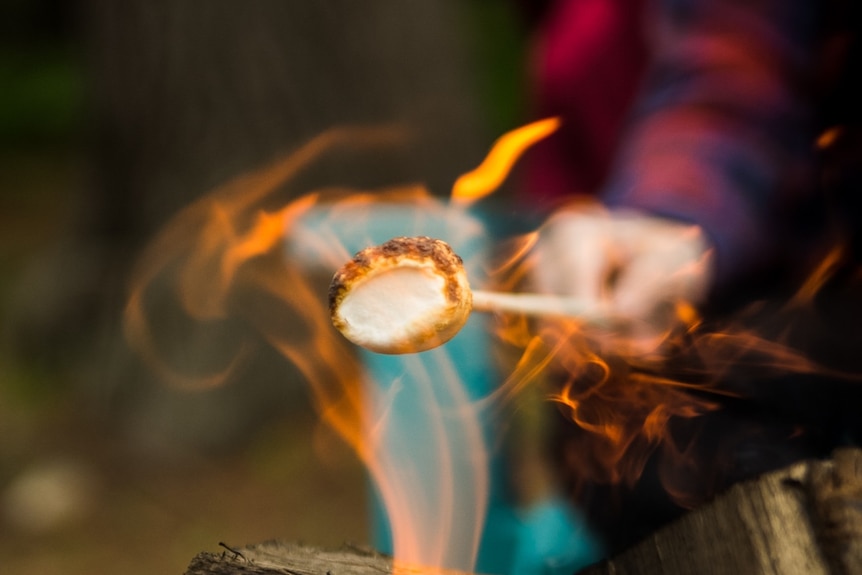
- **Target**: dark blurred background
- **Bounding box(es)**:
[0,2,529,573]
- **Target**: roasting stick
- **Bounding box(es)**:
[470,289,599,320]
[329,236,604,354]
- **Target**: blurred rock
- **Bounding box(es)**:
[2,457,98,534]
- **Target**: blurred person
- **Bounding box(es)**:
[519,0,862,555]
[528,0,845,326]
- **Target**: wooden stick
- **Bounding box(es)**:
[471,289,606,321]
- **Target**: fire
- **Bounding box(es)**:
[451,117,561,204]
[124,124,494,572]
[125,117,858,573]
[480,221,858,507]
[787,245,845,307]
[482,302,724,493]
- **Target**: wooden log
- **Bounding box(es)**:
[185,449,862,575]
[581,447,862,575]
[185,540,472,575]
[186,541,390,575]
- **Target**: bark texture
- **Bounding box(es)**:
[186,541,471,575]
[581,448,862,575]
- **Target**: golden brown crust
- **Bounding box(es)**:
[329,236,464,313]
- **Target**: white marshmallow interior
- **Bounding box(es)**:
[338,264,449,349]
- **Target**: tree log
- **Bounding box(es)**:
[581,447,862,575]
[186,541,394,575]
[186,449,862,575]
[185,541,474,575]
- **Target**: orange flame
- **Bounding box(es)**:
[451,117,560,204]
[787,244,845,307]
[123,126,404,390]
[124,124,494,572]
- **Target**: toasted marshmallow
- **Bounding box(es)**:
[329,237,472,354]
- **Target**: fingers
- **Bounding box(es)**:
[533,206,714,327]
[612,220,713,319]
[534,205,611,306]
